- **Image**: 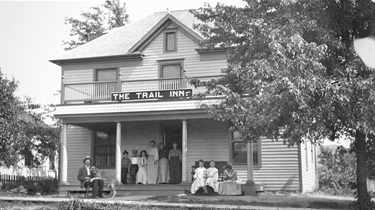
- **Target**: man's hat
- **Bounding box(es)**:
[83,156,93,163]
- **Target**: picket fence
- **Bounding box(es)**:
[0,173,56,189]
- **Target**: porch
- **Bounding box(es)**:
[62,76,220,103]
[59,183,191,197]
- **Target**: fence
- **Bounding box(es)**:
[0,173,57,191]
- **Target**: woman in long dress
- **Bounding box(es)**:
[136,150,147,185]
[191,159,207,194]
[147,140,159,184]
[168,142,182,184]
[158,143,170,184]
[206,160,219,193]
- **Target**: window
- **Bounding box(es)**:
[161,64,181,78]
[231,131,260,166]
[158,60,185,90]
[93,131,115,168]
[96,68,117,82]
[164,31,177,52]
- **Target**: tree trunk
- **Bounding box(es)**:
[355,130,370,209]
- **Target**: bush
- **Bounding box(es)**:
[318,146,356,195]
[25,177,58,195]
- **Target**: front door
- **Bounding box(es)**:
[161,121,182,151]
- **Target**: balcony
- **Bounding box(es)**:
[62,76,220,104]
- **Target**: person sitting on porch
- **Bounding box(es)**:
[77,156,104,198]
[223,164,238,181]
[90,166,118,198]
[158,143,170,184]
[191,165,196,183]
[206,160,219,194]
[191,159,208,195]
[130,150,139,184]
[218,164,242,195]
[147,140,159,184]
[121,150,131,184]
[137,150,148,185]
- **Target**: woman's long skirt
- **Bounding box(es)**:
[136,166,147,185]
[147,155,159,184]
[158,157,170,183]
[169,157,181,184]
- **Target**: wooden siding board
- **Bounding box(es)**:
[300,141,318,192]
[66,124,93,184]
[64,69,93,83]
[233,138,300,191]
[187,119,229,183]
[120,28,226,81]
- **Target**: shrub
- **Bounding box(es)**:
[318,146,356,195]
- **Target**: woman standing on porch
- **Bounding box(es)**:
[158,143,170,184]
[169,142,182,184]
[147,140,159,184]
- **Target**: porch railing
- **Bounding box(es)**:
[62,76,221,103]
[64,81,118,102]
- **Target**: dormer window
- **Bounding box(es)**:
[164,30,177,52]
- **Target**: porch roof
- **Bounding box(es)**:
[54,99,221,118]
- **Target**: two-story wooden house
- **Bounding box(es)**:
[50,10,318,195]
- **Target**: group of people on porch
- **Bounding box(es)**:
[121,140,182,185]
[77,141,242,198]
[191,159,242,195]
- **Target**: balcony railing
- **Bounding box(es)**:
[62,76,221,103]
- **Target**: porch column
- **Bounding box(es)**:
[243,141,256,195]
[181,119,188,183]
[115,122,122,183]
[60,123,69,185]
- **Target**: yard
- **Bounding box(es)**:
[0,191,359,210]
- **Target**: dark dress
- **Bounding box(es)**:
[168,148,182,184]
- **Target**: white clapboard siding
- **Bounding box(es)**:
[187,119,230,183]
[233,138,300,191]
[64,69,93,83]
[300,141,318,192]
[66,124,93,184]
[120,26,227,81]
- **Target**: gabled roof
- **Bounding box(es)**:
[51,10,204,63]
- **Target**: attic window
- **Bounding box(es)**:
[164,31,177,52]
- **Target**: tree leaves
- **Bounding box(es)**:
[0,69,60,168]
[63,0,129,50]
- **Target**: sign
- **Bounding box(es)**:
[111,89,193,101]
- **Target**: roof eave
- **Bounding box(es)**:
[49,52,144,66]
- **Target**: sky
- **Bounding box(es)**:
[0,0,245,105]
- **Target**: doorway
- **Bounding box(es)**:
[161,120,182,152]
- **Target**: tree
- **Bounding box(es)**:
[0,68,23,167]
[0,68,60,174]
[19,98,60,176]
[191,0,375,208]
[63,0,129,50]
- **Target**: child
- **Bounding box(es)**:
[191,166,196,183]
[121,150,131,184]
[191,159,207,195]
[136,150,147,185]
[130,150,139,184]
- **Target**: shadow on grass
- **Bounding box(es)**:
[148,195,356,209]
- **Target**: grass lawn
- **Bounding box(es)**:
[0,191,363,210]
[147,191,357,209]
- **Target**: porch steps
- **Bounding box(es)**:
[59,184,190,197]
